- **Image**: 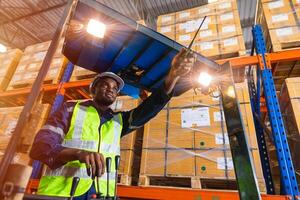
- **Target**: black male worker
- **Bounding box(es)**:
[30,49,195,200]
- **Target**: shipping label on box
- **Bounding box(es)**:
[181,107,210,127]
[222,25,236,33]
[223,37,238,47]
[217,157,233,170]
[34,51,47,60]
[272,13,289,23]
[200,42,214,50]
[198,7,210,15]
[179,34,191,42]
[196,17,211,30]
[162,15,172,23]
[4,120,17,135]
[220,12,234,21]
[219,2,231,9]
[200,30,213,37]
[179,12,190,19]
[268,0,284,9]
[276,27,293,36]
[160,26,171,33]
[215,133,229,145]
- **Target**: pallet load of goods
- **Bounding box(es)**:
[157,0,246,59]
[279,77,300,185]
[7,39,67,90]
[139,82,266,192]
[257,0,300,90]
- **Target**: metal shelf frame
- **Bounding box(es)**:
[0,1,300,197]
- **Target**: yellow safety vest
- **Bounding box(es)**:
[37,101,122,197]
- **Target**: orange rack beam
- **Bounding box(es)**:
[1,48,300,107]
[217,48,300,68]
[26,179,290,200]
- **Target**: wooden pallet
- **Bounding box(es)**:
[118,174,132,185]
[138,175,238,190]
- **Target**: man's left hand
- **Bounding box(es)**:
[164,48,196,94]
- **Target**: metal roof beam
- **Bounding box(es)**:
[0,1,67,26]
[0,10,43,43]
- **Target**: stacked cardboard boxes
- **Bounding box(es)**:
[157,0,246,59]
[140,82,265,191]
[0,49,23,91]
[279,77,300,184]
[111,96,139,185]
[257,0,300,52]
[8,39,67,89]
[0,103,51,165]
[71,66,97,81]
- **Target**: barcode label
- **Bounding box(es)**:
[219,2,231,9]
[201,42,213,50]
[160,26,171,33]
[161,16,172,23]
[179,12,190,19]
[223,37,238,47]
[200,30,213,37]
[220,12,234,21]
[222,25,236,33]
[272,14,289,22]
[276,27,293,36]
[179,34,191,41]
[268,0,284,9]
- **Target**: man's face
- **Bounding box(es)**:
[93,77,119,106]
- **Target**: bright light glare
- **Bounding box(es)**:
[0,43,7,53]
[197,72,212,87]
[227,86,236,98]
[87,19,106,38]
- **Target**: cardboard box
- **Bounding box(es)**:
[157,25,176,40]
[157,13,176,26]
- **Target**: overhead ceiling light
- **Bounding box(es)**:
[0,43,7,53]
[197,72,212,87]
[87,19,106,38]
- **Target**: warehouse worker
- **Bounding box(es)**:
[30,48,195,200]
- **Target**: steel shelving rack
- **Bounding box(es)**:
[0,0,299,199]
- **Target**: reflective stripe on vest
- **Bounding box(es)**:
[45,166,116,181]
[38,101,122,197]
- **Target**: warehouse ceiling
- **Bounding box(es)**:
[0,0,256,50]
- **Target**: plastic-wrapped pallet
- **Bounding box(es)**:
[0,103,51,165]
[279,77,300,184]
[157,0,246,59]
[257,0,300,52]
[140,81,265,192]
[8,39,67,90]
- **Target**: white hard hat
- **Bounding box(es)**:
[89,72,124,94]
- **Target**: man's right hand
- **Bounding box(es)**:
[55,148,105,179]
[76,150,105,179]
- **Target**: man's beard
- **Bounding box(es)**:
[94,97,114,107]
